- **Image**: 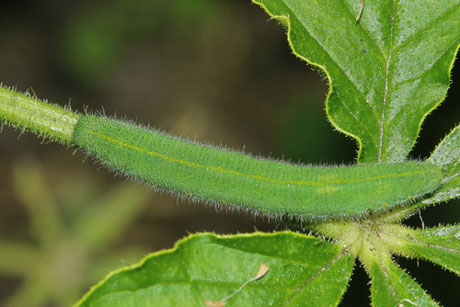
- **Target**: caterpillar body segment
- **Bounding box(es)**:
[73,115,443,219]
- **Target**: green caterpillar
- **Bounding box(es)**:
[72,115,443,219]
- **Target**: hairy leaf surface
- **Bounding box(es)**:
[404,225,460,275]
[77,232,354,306]
[253,0,460,163]
[423,124,460,206]
[369,259,438,306]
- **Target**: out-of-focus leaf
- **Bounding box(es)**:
[72,184,150,252]
[0,241,39,276]
[60,0,220,83]
[253,0,459,163]
[1,159,150,307]
[12,158,62,247]
[77,232,354,307]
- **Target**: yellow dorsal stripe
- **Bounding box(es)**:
[88,130,425,187]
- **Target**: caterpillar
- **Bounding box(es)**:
[72,115,443,219]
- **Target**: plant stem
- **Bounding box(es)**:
[0,86,80,144]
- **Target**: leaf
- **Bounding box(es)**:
[72,183,150,252]
[403,225,460,275]
[12,158,63,247]
[0,241,39,276]
[369,258,438,307]
[423,124,460,206]
[253,0,460,162]
[379,124,459,221]
[2,159,150,307]
[77,232,354,307]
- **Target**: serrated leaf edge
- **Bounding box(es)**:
[74,231,337,306]
[251,0,363,161]
[252,0,460,163]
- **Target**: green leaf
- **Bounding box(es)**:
[403,225,460,275]
[253,0,460,162]
[0,241,39,276]
[379,124,459,221]
[72,183,150,252]
[77,232,354,307]
[12,158,63,247]
[423,124,460,206]
[369,258,438,307]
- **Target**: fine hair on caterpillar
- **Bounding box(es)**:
[71,114,443,221]
[0,85,448,222]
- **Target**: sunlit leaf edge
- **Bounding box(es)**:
[252,0,459,163]
[75,231,344,306]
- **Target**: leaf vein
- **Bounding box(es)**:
[394,4,459,51]
[282,249,347,306]
[378,0,397,162]
[341,0,386,57]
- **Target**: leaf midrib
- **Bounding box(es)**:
[393,3,459,52]
[378,0,396,162]
[278,0,404,159]
[282,250,348,306]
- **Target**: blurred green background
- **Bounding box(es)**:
[0,1,458,306]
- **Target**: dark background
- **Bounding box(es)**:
[0,1,458,306]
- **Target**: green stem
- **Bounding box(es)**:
[0,86,80,144]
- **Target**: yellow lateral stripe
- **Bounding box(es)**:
[88,130,425,186]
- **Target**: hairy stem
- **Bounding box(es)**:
[0,86,80,144]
